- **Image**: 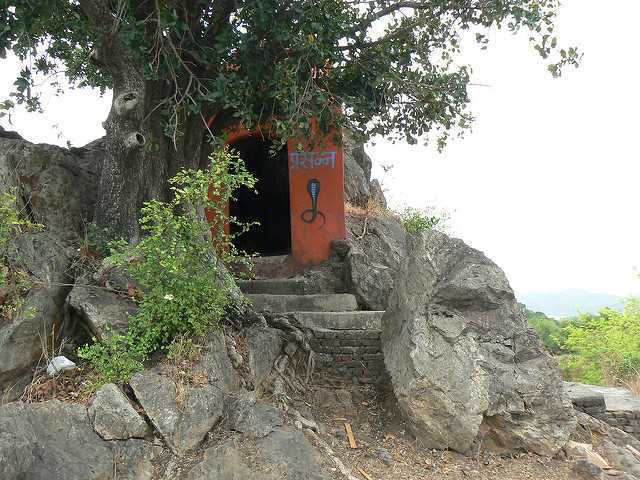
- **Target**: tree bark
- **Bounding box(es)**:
[79,1,212,241]
[95,77,212,241]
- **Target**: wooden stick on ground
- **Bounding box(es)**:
[304,429,360,480]
[344,423,357,449]
[358,467,374,480]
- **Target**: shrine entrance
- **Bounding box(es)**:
[216,122,347,265]
[229,137,291,256]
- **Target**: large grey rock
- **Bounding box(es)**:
[68,282,138,340]
[344,132,373,207]
[129,367,224,455]
[246,325,284,388]
[0,236,71,399]
[255,427,331,480]
[382,230,575,455]
[198,330,242,392]
[0,400,115,479]
[0,135,102,398]
[88,383,150,440]
[574,411,640,451]
[225,391,283,437]
[189,445,251,480]
[345,214,407,310]
[601,440,640,478]
[189,443,278,480]
[0,136,102,239]
[0,287,64,390]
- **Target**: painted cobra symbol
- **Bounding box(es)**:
[300,178,326,228]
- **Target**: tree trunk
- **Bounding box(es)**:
[79,1,213,241]
[95,77,212,241]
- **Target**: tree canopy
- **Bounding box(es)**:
[1,0,579,146]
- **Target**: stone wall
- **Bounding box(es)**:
[310,327,384,384]
[566,382,640,439]
[570,395,607,421]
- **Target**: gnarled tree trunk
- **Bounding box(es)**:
[80,0,213,241]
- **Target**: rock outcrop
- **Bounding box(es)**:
[88,383,150,440]
[381,230,576,455]
[0,400,152,480]
[344,214,407,310]
[68,281,138,340]
[0,136,103,240]
[343,131,386,208]
[130,366,225,455]
[0,136,103,399]
[0,232,73,401]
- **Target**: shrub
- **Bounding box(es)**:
[399,206,444,233]
[526,309,566,354]
[79,146,255,388]
[561,298,640,385]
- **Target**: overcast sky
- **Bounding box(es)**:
[1,0,638,297]
[369,0,640,297]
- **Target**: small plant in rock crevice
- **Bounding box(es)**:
[78,146,256,390]
[0,188,42,321]
[399,206,448,233]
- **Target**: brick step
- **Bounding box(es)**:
[247,294,358,313]
[290,311,384,330]
[311,345,381,355]
[238,278,310,295]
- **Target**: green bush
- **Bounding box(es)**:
[527,309,566,354]
[77,331,145,389]
[561,298,640,385]
[79,146,255,388]
[399,206,444,233]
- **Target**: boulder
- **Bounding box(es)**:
[255,427,331,480]
[225,390,283,437]
[68,282,138,340]
[0,136,102,239]
[129,367,224,455]
[382,230,575,455]
[0,135,102,398]
[189,443,277,480]
[345,214,407,310]
[0,400,115,479]
[343,132,373,207]
[600,440,640,478]
[246,325,284,388]
[88,383,150,440]
[0,286,65,393]
[198,330,241,392]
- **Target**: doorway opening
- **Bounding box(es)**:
[229,137,291,256]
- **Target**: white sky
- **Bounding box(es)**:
[369,0,640,297]
[0,0,638,296]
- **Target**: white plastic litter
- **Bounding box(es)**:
[47,356,77,376]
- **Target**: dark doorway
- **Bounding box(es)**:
[229,137,291,256]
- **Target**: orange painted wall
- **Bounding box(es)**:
[214,123,345,265]
[287,132,346,265]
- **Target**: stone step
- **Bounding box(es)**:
[290,311,384,330]
[247,294,359,313]
[230,255,300,279]
[238,277,309,295]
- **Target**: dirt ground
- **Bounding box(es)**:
[298,376,575,480]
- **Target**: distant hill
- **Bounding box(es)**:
[518,290,626,319]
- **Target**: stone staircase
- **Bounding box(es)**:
[238,256,386,385]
